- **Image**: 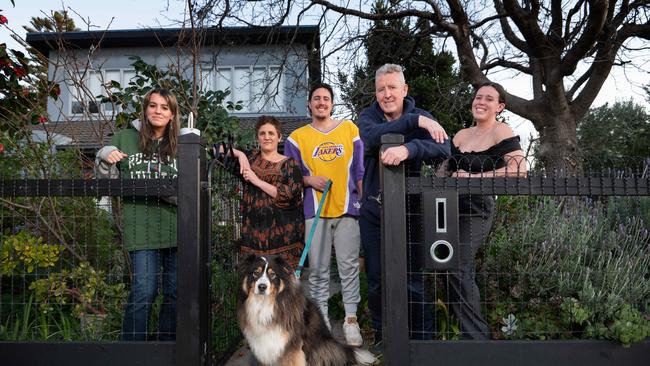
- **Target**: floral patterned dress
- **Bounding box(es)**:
[240,151,305,268]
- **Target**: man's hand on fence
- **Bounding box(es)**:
[418,116,448,143]
[381,146,409,166]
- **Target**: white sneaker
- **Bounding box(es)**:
[343,316,363,347]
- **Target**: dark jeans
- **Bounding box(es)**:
[122,247,177,341]
[360,217,433,340]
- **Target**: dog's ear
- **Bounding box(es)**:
[238,254,258,273]
[271,255,294,275]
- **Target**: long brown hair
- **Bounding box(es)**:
[138,88,180,163]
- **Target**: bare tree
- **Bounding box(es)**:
[302,0,650,171]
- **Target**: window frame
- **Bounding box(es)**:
[69,68,136,117]
[207,65,285,114]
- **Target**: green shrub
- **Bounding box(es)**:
[482,196,650,345]
[1,236,126,342]
[1,231,61,275]
[28,261,127,340]
[211,259,240,359]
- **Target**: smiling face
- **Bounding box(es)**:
[256,123,281,154]
[145,92,174,138]
[472,85,505,123]
[375,72,408,120]
[308,87,333,120]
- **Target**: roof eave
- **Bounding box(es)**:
[26,25,320,55]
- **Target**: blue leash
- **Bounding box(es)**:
[295,179,332,279]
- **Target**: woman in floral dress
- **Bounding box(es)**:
[232,115,304,268]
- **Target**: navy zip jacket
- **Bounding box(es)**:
[358,96,451,225]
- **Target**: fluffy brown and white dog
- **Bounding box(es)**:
[237,254,376,366]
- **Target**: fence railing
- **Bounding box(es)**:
[380,134,649,366]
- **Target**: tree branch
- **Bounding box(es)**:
[493,0,529,53]
[566,67,593,99]
[571,5,649,117]
[470,13,506,30]
[549,0,564,42]
[563,0,587,44]
[560,0,609,75]
[617,22,650,41]
[0,197,85,262]
[311,0,435,21]
[502,0,550,56]
[442,0,486,83]
[482,58,531,74]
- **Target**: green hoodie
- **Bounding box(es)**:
[96,121,177,251]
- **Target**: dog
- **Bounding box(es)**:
[237,254,376,366]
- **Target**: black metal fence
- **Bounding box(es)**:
[3,131,648,365]
[380,134,649,365]
[0,134,241,365]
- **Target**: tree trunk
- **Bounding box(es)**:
[534,114,581,174]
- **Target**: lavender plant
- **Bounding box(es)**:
[481,196,650,345]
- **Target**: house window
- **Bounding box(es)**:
[70,69,136,116]
[207,66,284,113]
[71,70,102,115]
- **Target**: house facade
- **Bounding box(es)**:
[26,26,321,150]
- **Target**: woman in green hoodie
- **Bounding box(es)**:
[96,88,180,341]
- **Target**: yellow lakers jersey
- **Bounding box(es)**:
[285,120,364,218]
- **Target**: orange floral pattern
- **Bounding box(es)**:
[240,151,305,268]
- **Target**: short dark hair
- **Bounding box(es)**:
[255,115,282,137]
[475,81,506,104]
[308,83,334,101]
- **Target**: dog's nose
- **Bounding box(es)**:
[258,283,267,293]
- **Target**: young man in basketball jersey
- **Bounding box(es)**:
[285,83,364,347]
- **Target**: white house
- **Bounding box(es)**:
[26,25,321,152]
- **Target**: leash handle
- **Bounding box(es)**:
[295,179,332,279]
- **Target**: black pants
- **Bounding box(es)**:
[360,216,433,340]
[445,214,492,339]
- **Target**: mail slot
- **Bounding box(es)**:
[422,191,459,270]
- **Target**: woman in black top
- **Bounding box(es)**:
[447,82,527,339]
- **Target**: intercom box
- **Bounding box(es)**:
[422,191,459,270]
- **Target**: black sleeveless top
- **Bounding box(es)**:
[448,136,522,173]
[448,136,522,216]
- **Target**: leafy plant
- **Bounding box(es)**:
[0,40,60,132]
[211,259,240,359]
[501,313,517,336]
[2,294,35,341]
[433,298,460,340]
[481,196,650,345]
[577,100,650,171]
[1,231,61,275]
[28,261,127,340]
